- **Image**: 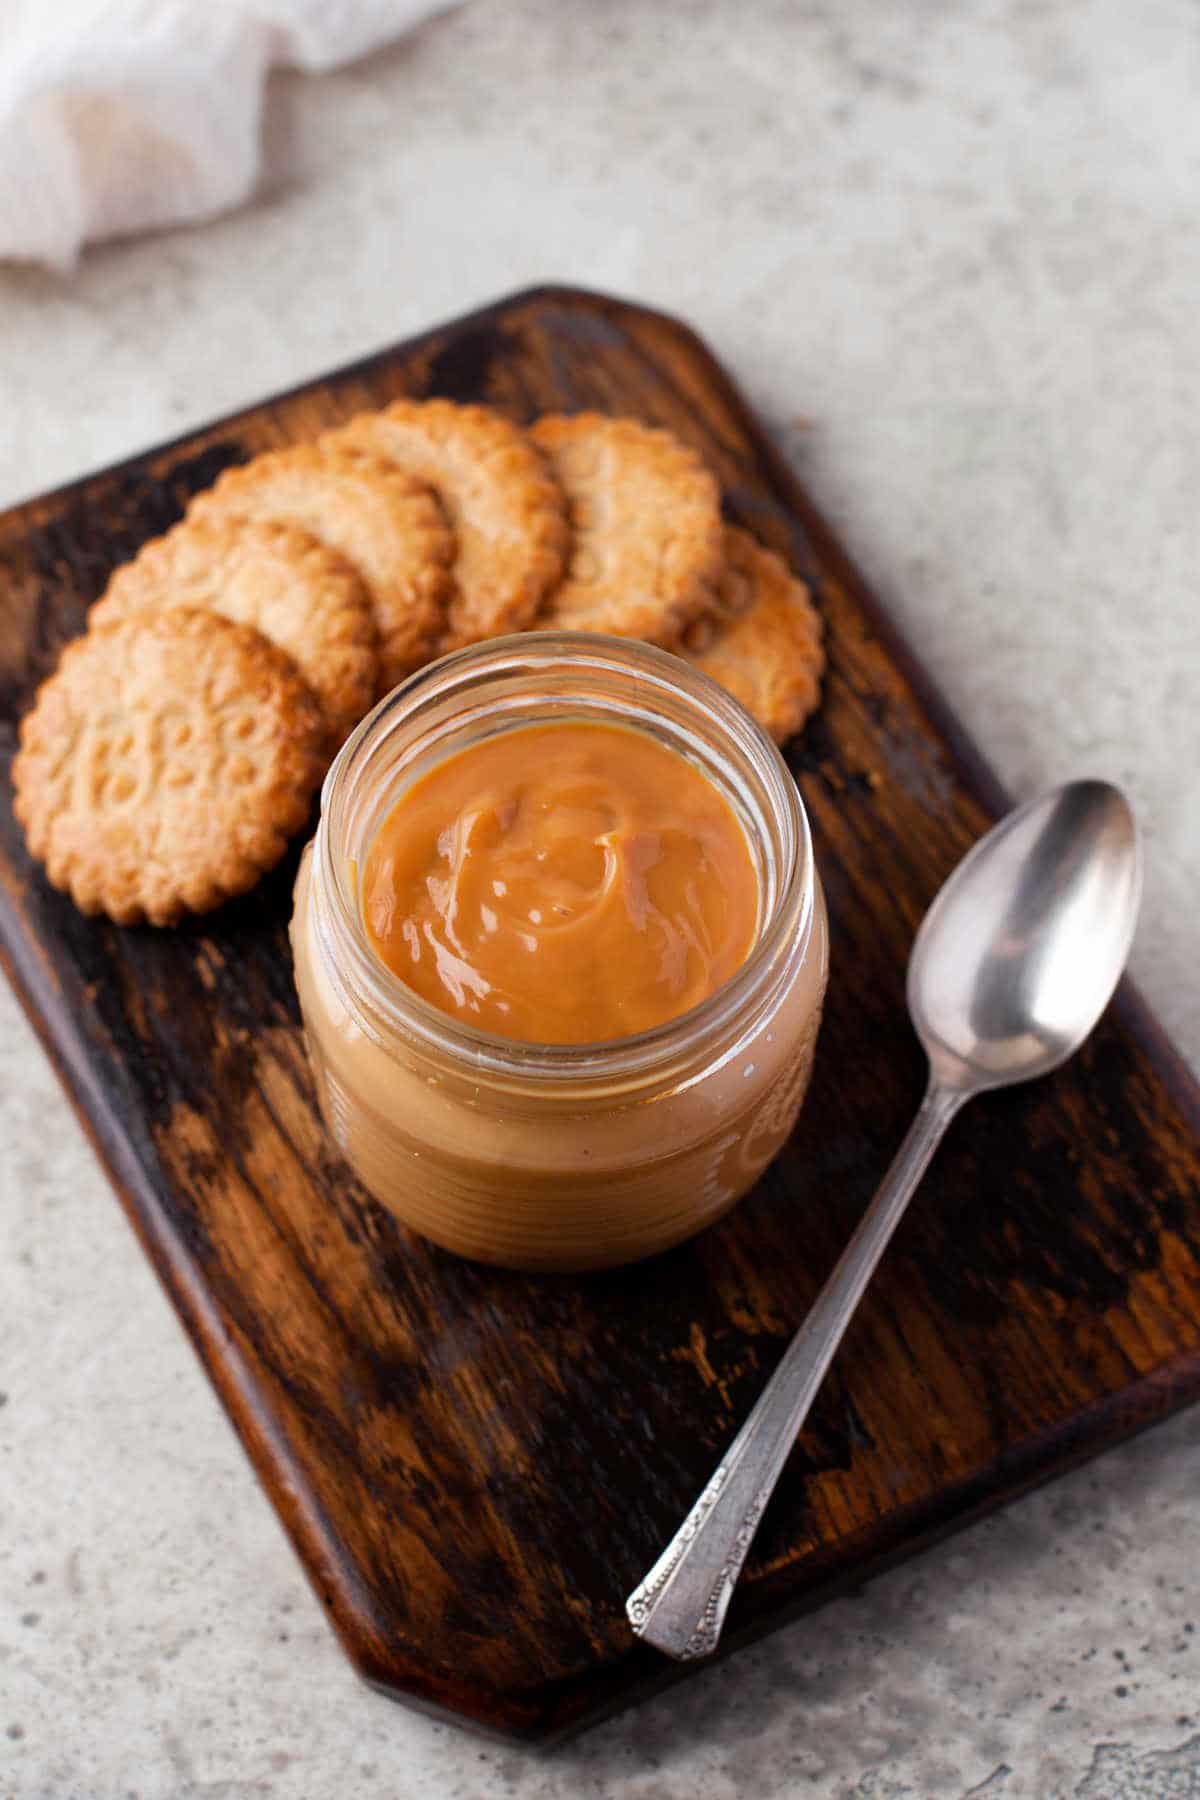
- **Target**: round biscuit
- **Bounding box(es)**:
[682,527,825,744]
[91,514,377,751]
[189,444,452,692]
[323,400,569,654]
[12,609,327,926]
[529,413,724,646]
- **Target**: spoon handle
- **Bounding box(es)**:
[625,1078,966,1661]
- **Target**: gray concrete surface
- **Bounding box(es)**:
[1,3,1197,1795]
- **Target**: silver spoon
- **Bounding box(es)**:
[626,778,1142,1661]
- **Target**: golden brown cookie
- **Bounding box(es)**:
[683,527,824,743]
[529,413,724,645]
[91,514,377,751]
[12,610,327,927]
[324,400,569,653]
[188,444,452,692]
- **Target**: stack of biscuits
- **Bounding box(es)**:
[12,403,824,927]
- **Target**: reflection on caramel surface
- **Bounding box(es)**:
[361,721,760,1043]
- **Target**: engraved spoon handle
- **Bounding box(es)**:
[625,1077,967,1660]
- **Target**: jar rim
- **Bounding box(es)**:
[312,632,816,1085]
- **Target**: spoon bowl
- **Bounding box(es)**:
[910,779,1142,1092]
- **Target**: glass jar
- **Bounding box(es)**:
[290,633,828,1272]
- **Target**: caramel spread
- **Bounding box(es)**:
[361,721,759,1043]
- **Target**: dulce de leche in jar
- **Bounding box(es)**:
[290,634,828,1271]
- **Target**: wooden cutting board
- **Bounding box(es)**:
[1,286,1197,1743]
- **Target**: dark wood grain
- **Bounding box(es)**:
[1,286,1197,1742]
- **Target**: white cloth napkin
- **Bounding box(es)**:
[0,0,459,269]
